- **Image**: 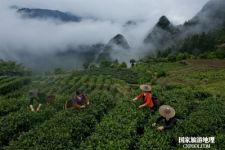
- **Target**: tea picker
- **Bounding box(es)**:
[131,84,156,112]
[152,105,177,131]
[65,90,90,109]
[28,89,45,112]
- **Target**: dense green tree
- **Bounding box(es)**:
[99,60,112,68]
[215,48,225,58]
[111,59,119,68]
[180,32,216,54]
[54,68,64,74]
[130,59,136,67]
[83,62,90,70]
[89,64,97,70]
[0,60,31,76]
[119,62,127,69]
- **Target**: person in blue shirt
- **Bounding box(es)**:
[152,105,177,131]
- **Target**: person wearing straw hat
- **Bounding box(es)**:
[29,89,45,112]
[65,90,90,109]
[152,105,177,131]
[131,84,154,111]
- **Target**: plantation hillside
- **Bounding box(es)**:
[0,58,225,150]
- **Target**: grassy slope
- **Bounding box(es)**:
[154,59,225,96]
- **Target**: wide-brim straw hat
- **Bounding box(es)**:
[140,84,152,92]
[159,105,176,119]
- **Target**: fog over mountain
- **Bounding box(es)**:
[17,8,82,22]
[0,0,210,72]
[144,0,225,54]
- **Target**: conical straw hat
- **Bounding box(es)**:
[159,105,176,119]
[140,84,152,92]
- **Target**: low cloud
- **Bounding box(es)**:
[0,0,209,71]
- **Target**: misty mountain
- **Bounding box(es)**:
[184,0,225,30]
[2,0,222,72]
[144,16,179,49]
[17,8,82,22]
[107,34,130,49]
[96,34,130,62]
[56,44,104,64]
[144,0,225,53]
[1,44,105,72]
[123,20,137,27]
[57,34,131,65]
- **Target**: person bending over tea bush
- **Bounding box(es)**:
[152,105,177,131]
[28,89,45,112]
[65,90,90,109]
[131,84,156,112]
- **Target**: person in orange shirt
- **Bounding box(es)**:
[131,84,154,111]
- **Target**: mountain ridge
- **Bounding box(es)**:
[17,8,82,22]
[144,0,225,53]
[96,34,130,62]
